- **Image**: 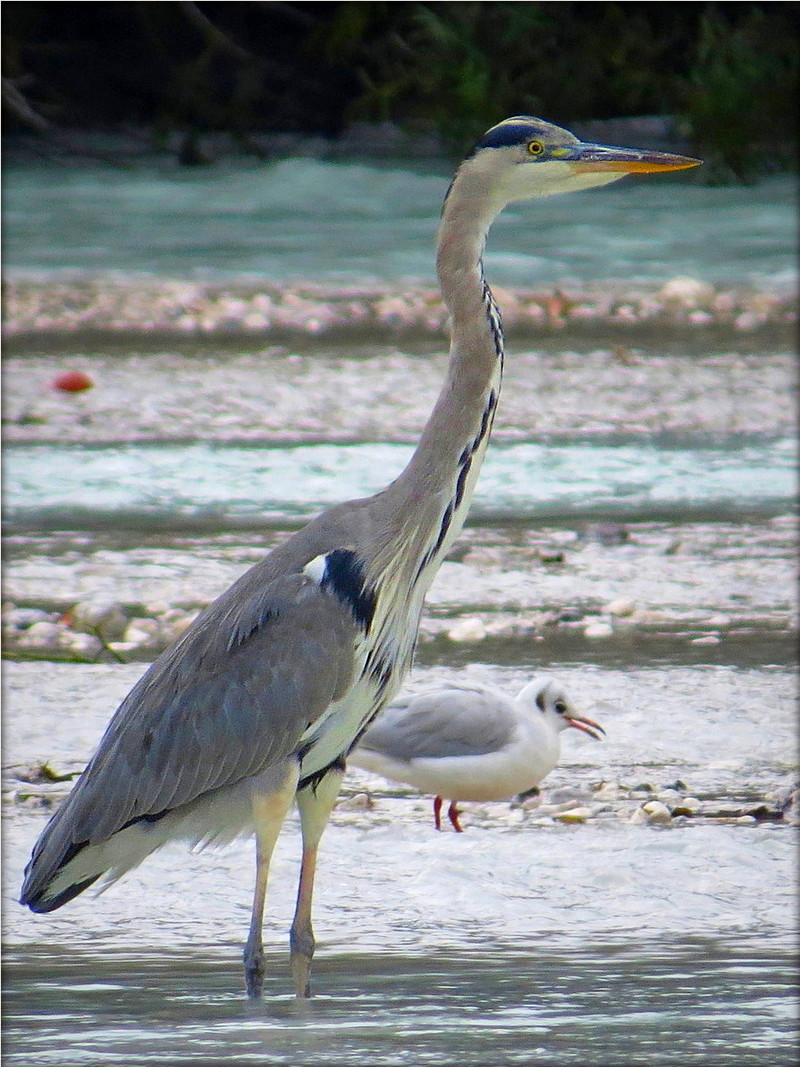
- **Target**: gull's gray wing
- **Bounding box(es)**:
[357,685,518,761]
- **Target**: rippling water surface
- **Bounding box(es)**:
[3,161,796,288]
[4,437,795,531]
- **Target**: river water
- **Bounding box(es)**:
[2,157,798,1064]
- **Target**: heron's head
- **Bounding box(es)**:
[455,116,701,214]
[520,678,605,741]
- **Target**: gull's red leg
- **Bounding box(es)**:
[448,802,464,832]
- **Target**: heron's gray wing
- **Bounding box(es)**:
[357,686,518,760]
[49,571,359,846]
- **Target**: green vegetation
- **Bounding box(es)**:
[2,2,796,178]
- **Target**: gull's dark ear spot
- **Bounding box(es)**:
[535,689,547,712]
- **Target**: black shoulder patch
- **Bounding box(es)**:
[322,549,376,631]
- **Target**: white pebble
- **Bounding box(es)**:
[19,621,63,648]
[446,617,487,642]
[123,618,163,648]
[604,598,635,617]
[584,621,614,639]
[554,807,593,824]
[642,801,672,824]
[658,276,715,306]
[63,632,103,658]
[335,792,375,812]
[71,598,128,641]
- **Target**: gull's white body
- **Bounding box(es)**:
[350,678,602,820]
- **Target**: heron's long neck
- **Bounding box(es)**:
[377,171,504,587]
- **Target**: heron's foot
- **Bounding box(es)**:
[243,942,265,999]
[290,926,315,998]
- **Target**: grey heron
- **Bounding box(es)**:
[350,677,604,831]
[20,116,699,998]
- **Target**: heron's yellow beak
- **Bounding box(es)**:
[557,143,702,174]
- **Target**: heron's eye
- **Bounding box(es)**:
[554,700,567,715]
[527,140,545,156]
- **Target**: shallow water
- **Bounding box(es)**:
[3,660,797,1064]
[3,939,797,1066]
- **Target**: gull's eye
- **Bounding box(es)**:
[554,700,568,715]
[527,140,545,157]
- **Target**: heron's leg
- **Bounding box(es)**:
[291,763,345,998]
[243,762,300,999]
[447,802,464,833]
[433,795,444,831]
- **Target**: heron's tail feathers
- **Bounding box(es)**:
[20,785,255,913]
[20,811,174,913]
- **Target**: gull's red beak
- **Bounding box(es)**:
[566,714,605,741]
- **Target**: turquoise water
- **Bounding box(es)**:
[4,437,795,531]
[3,160,796,288]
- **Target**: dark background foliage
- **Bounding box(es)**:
[2,1,797,178]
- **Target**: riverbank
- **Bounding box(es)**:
[3,275,796,354]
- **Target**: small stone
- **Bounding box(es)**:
[631,782,655,796]
[584,621,614,639]
[71,598,129,641]
[446,617,487,642]
[63,631,103,659]
[18,621,64,648]
[734,815,757,825]
[106,641,138,656]
[554,807,593,824]
[122,618,163,650]
[538,549,565,564]
[642,801,672,824]
[3,607,55,630]
[579,522,629,545]
[658,276,715,307]
[690,635,721,645]
[547,786,592,805]
[604,598,635,617]
[593,781,620,799]
[746,804,784,822]
[336,792,375,812]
